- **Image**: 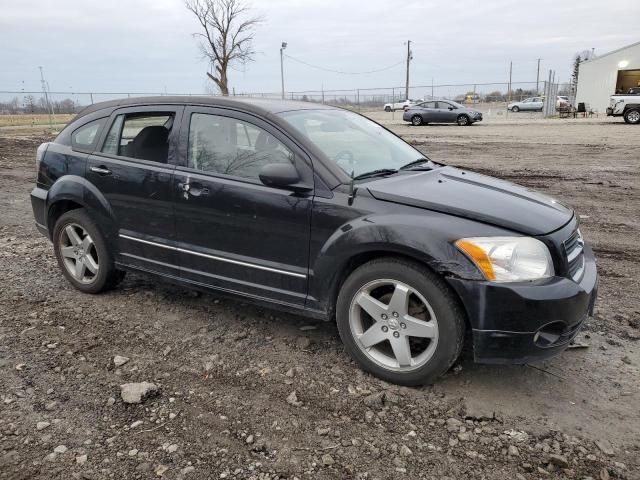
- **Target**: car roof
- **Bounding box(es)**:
[75,95,337,120]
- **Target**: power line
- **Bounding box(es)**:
[283,54,404,75]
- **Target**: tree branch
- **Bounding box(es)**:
[185,0,261,95]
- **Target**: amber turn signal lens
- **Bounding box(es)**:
[455,239,496,281]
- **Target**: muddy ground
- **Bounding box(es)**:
[0,116,638,479]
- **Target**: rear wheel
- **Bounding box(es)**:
[624,109,640,124]
[53,209,124,294]
[336,257,465,386]
[457,114,470,126]
[411,115,423,126]
[384,106,392,112]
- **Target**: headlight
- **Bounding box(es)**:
[455,237,554,282]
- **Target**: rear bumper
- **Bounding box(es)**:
[30,187,49,237]
[447,245,598,364]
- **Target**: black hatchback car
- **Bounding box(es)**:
[31,96,597,385]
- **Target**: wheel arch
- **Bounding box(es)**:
[325,248,473,348]
[308,216,481,323]
[46,175,117,243]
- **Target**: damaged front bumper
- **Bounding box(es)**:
[447,245,598,364]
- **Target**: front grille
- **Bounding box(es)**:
[564,229,585,281]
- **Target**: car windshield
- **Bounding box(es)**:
[278,109,427,178]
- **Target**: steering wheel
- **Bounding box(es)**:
[333,150,356,171]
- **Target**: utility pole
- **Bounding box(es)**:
[38,66,54,128]
[536,58,541,94]
[280,42,287,100]
[508,61,513,103]
[405,40,412,100]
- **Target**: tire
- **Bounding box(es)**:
[511,106,520,112]
[623,109,640,124]
[336,257,466,386]
[384,106,392,112]
[53,209,125,294]
[457,114,470,126]
[411,115,423,126]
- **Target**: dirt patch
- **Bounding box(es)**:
[0,118,639,479]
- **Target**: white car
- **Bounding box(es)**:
[384,99,424,112]
[556,96,570,109]
[607,90,640,124]
[507,97,543,112]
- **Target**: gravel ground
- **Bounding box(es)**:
[0,115,639,480]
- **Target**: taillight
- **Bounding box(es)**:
[36,142,49,171]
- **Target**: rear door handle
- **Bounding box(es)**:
[90,166,112,176]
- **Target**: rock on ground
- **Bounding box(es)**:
[120,382,159,404]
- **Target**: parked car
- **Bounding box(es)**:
[556,96,570,109]
[507,97,543,112]
[31,97,597,386]
[403,100,483,126]
[384,98,423,112]
[607,90,640,124]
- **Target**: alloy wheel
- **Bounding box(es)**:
[349,279,439,371]
[627,110,640,123]
[58,223,99,284]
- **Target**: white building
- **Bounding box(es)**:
[575,41,640,113]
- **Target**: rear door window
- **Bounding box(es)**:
[101,113,174,163]
[71,118,106,151]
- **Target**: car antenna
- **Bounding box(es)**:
[348,170,357,205]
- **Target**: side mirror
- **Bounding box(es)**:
[259,163,311,192]
[448,106,454,110]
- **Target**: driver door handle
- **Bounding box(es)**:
[178,181,210,198]
[90,165,112,176]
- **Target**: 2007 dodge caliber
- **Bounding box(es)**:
[31,97,598,385]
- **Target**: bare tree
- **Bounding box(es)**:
[185,0,262,95]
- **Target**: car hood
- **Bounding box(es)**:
[366,166,573,235]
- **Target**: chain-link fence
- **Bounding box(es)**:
[0,80,572,115]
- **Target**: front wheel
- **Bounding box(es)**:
[336,258,465,386]
[53,209,125,294]
[511,106,520,112]
[457,114,470,126]
[624,109,640,124]
[384,106,392,112]
[411,115,423,126]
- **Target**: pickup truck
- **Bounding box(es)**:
[607,88,640,124]
[384,99,424,112]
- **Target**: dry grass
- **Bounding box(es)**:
[0,114,74,127]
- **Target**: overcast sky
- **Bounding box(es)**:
[1,0,639,98]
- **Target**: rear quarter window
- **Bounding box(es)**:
[71,118,106,151]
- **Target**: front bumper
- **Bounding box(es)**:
[447,245,598,364]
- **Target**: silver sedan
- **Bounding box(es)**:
[403,100,483,126]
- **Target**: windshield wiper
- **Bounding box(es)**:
[353,168,398,180]
[399,158,434,170]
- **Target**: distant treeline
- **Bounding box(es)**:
[0,96,80,114]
